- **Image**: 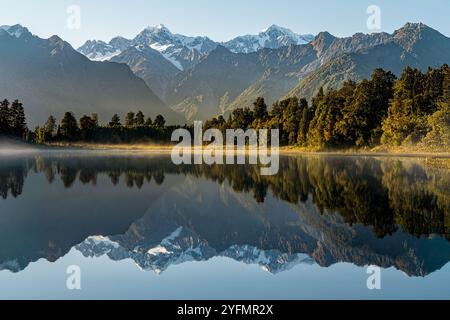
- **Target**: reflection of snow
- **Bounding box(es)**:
[76,227,313,275]
[148,246,171,255]
[88,235,120,248]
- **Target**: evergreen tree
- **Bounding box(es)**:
[44,115,57,137]
[287,97,303,145]
[154,114,166,129]
[10,100,27,138]
[243,107,255,129]
[79,115,96,131]
[145,117,153,127]
[333,72,395,147]
[308,88,346,148]
[297,100,312,146]
[79,115,96,140]
[60,112,78,139]
[0,99,10,135]
[135,111,145,127]
[312,87,325,110]
[125,112,135,128]
[253,97,268,121]
[109,114,121,128]
[231,108,244,129]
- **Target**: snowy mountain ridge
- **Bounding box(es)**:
[224,24,314,53]
[76,227,313,274]
[77,24,314,69]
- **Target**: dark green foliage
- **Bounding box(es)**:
[153,115,166,129]
[44,115,57,137]
[36,110,173,144]
[144,117,153,127]
[0,98,28,140]
[109,114,121,128]
[9,100,27,138]
[335,70,396,147]
[297,100,313,146]
[204,115,227,132]
[0,99,11,135]
[60,112,79,140]
[135,111,145,127]
[266,97,304,145]
[204,66,447,150]
[125,112,135,128]
[26,64,449,150]
[79,115,97,140]
[382,65,449,145]
[253,97,268,121]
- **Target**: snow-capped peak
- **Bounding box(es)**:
[223,25,314,54]
[76,226,314,275]
[142,24,172,36]
[77,24,313,68]
[128,25,218,70]
[77,39,122,61]
[145,23,171,33]
[260,24,310,41]
[261,24,291,34]
[0,24,30,38]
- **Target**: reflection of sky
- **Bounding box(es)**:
[1,249,450,300]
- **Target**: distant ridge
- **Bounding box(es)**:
[0,24,183,126]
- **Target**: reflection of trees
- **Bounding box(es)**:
[58,165,78,188]
[381,161,450,238]
[1,155,449,240]
[265,157,449,240]
[79,168,97,186]
[290,157,395,237]
[0,160,29,199]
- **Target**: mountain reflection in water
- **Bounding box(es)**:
[0,154,449,277]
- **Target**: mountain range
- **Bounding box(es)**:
[78,23,450,122]
[78,24,313,68]
[0,24,182,126]
[1,22,449,125]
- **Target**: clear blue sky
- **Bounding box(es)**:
[1,0,448,47]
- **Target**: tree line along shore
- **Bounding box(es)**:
[1,65,449,153]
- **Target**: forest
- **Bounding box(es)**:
[204,65,449,150]
[1,65,448,151]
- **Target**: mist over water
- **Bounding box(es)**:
[0,138,40,155]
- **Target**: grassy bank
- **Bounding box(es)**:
[279,145,450,158]
[41,142,450,158]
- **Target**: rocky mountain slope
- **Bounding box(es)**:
[287,22,450,99]
[0,25,182,126]
[166,23,449,121]
[78,24,218,71]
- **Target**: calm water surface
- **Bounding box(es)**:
[0,152,449,299]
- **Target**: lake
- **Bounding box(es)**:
[0,152,449,299]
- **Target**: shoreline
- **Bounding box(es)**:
[36,143,450,159]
